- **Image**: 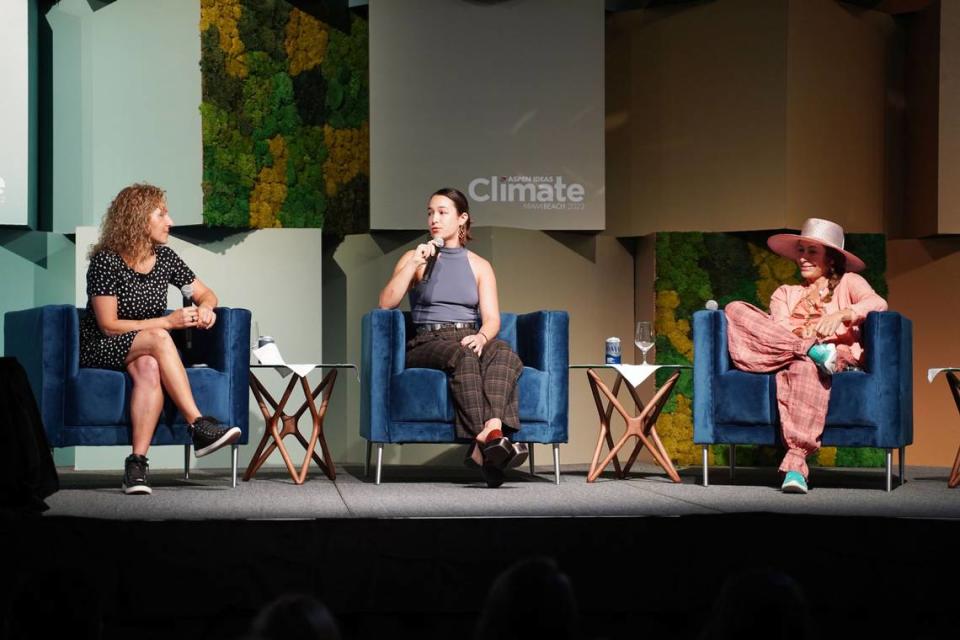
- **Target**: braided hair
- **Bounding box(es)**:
[820,247,847,303]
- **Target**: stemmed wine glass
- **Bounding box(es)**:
[635,321,654,365]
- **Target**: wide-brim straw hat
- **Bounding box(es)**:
[767,218,866,273]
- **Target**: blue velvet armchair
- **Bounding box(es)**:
[361,310,569,484]
[3,305,251,485]
[693,309,912,491]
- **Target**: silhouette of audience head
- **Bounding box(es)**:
[475,556,580,640]
[700,567,815,640]
[250,593,341,640]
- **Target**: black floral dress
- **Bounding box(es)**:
[80,246,195,371]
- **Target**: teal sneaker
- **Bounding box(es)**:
[781,471,808,494]
[807,343,837,376]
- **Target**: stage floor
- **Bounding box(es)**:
[44,461,960,521]
[8,462,960,640]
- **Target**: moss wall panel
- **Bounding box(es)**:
[200,0,369,234]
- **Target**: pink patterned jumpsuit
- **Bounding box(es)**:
[723,272,888,477]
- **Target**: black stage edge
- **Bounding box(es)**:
[1,512,958,639]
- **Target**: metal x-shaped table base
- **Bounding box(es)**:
[586,369,682,484]
[245,369,337,484]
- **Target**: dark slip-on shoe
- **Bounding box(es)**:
[506,442,529,469]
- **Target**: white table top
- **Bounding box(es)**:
[928,367,960,383]
[569,363,690,387]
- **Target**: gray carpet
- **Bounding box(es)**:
[43,462,960,521]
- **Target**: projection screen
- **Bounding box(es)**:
[0,0,33,226]
[370,0,604,231]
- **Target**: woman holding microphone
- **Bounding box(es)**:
[379,188,526,488]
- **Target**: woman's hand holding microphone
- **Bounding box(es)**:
[412,242,436,266]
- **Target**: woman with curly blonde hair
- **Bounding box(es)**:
[82,183,240,495]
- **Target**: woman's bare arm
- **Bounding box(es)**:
[188,278,219,329]
[459,254,500,355]
[90,296,194,337]
[475,258,501,340]
[379,243,438,309]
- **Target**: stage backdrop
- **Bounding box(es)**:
[369,0,604,231]
[653,231,888,468]
[199,0,368,234]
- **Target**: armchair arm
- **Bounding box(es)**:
[692,309,727,443]
[187,307,250,372]
[516,311,568,373]
[191,307,250,439]
[361,309,407,441]
[3,305,78,447]
[516,310,569,434]
[860,311,913,446]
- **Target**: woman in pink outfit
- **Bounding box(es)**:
[723,218,888,493]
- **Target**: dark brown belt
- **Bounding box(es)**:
[415,322,478,334]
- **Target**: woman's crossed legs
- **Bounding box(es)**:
[725,302,831,478]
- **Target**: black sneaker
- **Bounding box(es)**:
[189,416,241,458]
[122,454,152,495]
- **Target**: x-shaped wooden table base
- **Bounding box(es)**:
[245,369,337,484]
[586,368,682,484]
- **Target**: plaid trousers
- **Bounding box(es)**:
[406,327,523,439]
[724,301,830,477]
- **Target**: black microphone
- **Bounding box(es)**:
[420,236,445,284]
[181,283,194,351]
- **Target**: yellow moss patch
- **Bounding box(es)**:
[249,136,288,228]
[201,0,247,78]
[322,121,370,196]
[749,242,799,309]
[655,289,694,361]
[655,393,702,467]
[816,446,837,467]
[652,289,697,466]
[285,8,329,76]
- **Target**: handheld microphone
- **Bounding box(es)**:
[420,236,445,284]
[181,284,194,351]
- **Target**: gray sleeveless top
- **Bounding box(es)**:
[409,247,480,324]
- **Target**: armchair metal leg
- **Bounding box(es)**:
[184,445,190,480]
[886,449,893,492]
[231,444,238,488]
[899,446,906,486]
[528,444,535,476]
[375,443,384,485]
[729,444,736,481]
[552,444,560,485]
[365,440,372,478]
[702,446,709,487]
